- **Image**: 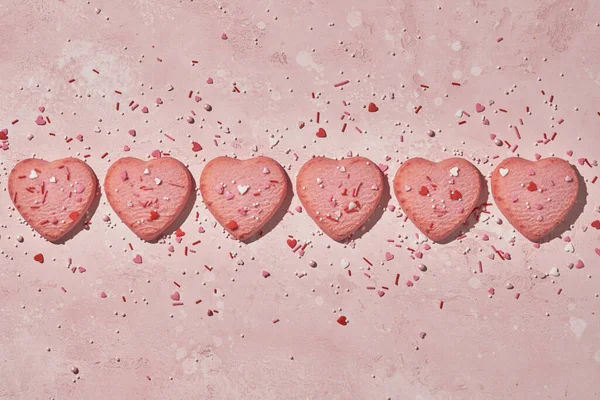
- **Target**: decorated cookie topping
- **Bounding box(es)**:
[154,178,162,185]
[526,181,537,191]
[237,185,249,195]
[449,167,459,177]
[29,169,39,179]
[499,168,509,177]
[49,176,56,183]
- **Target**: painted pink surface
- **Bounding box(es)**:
[0,1,599,399]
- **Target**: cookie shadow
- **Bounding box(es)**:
[244,171,294,244]
[54,177,102,244]
[350,174,392,241]
[435,171,490,245]
[539,166,587,243]
[152,177,198,242]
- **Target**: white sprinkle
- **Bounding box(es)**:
[49,176,57,183]
[262,167,270,174]
[237,185,250,195]
[449,167,459,177]
[29,170,38,179]
[549,267,560,277]
[340,259,350,269]
[499,168,509,177]
[143,168,150,175]
[154,178,162,185]
[404,185,412,192]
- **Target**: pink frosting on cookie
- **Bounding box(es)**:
[393,157,482,242]
[199,156,288,241]
[8,157,97,242]
[104,157,192,241]
[296,156,384,241]
[491,157,579,242]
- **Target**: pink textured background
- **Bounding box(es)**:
[1,1,600,399]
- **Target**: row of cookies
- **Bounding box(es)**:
[7,155,579,243]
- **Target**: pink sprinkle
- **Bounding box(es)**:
[496,37,503,42]
[262,270,270,278]
[575,259,585,269]
[334,80,349,87]
[221,33,228,40]
[488,288,495,295]
[534,153,542,160]
[164,134,175,141]
[377,290,385,297]
[557,288,562,295]
[295,206,303,213]
[272,318,279,324]
[515,293,520,299]
[366,286,376,290]
[405,280,413,287]
[513,126,521,139]
[156,97,163,104]
[478,261,483,273]
[412,275,420,281]
[387,205,396,212]
[558,118,564,124]
[172,302,184,306]
[100,291,107,298]
[206,77,214,84]
[533,243,540,248]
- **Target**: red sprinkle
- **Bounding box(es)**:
[226,220,238,230]
[527,182,537,191]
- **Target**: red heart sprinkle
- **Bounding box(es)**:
[336,316,348,326]
[33,253,44,263]
[226,220,238,230]
[316,128,327,138]
[69,211,80,221]
[192,141,202,152]
[591,220,600,229]
[287,239,297,248]
[0,130,7,140]
[526,181,537,191]
[368,102,379,112]
[418,186,429,196]
[175,228,185,237]
[149,211,160,221]
[449,189,462,200]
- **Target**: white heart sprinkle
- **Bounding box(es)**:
[371,184,379,190]
[154,178,162,185]
[237,185,250,195]
[333,210,342,219]
[348,202,357,210]
[49,176,56,183]
[29,170,38,179]
[404,185,412,192]
[549,267,560,277]
[339,166,346,172]
[455,109,464,118]
[565,176,573,182]
[479,213,490,223]
[316,178,323,184]
[449,167,459,177]
[262,167,270,174]
[564,243,575,253]
[340,259,350,269]
[499,168,509,177]
[143,168,150,175]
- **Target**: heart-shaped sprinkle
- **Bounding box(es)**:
[297,156,384,241]
[475,103,485,113]
[105,157,193,241]
[35,115,46,125]
[132,254,143,264]
[151,150,161,158]
[491,158,579,242]
[592,220,600,229]
[33,253,44,263]
[385,252,394,261]
[499,168,509,177]
[595,248,600,256]
[575,259,585,269]
[368,102,379,112]
[337,316,348,326]
[8,158,98,242]
[316,128,327,138]
[200,156,288,240]
[262,270,270,278]
[393,157,482,242]
[170,291,180,301]
[287,239,297,248]
[192,141,202,152]
[449,167,459,177]
[156,97,163,104]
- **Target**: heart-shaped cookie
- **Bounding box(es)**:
[8,157,98,242]
[297,156,384,241]
[104,157,192,241]
[491,157,579,242]
[393,157,482,242]
[199,156,288,240]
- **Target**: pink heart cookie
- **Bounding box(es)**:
[491,157,579,242]
[297,156,384,241]
[104,157,193,241]
[393,157,482,242]
[199,156,288,241]
[8,157,98,242]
